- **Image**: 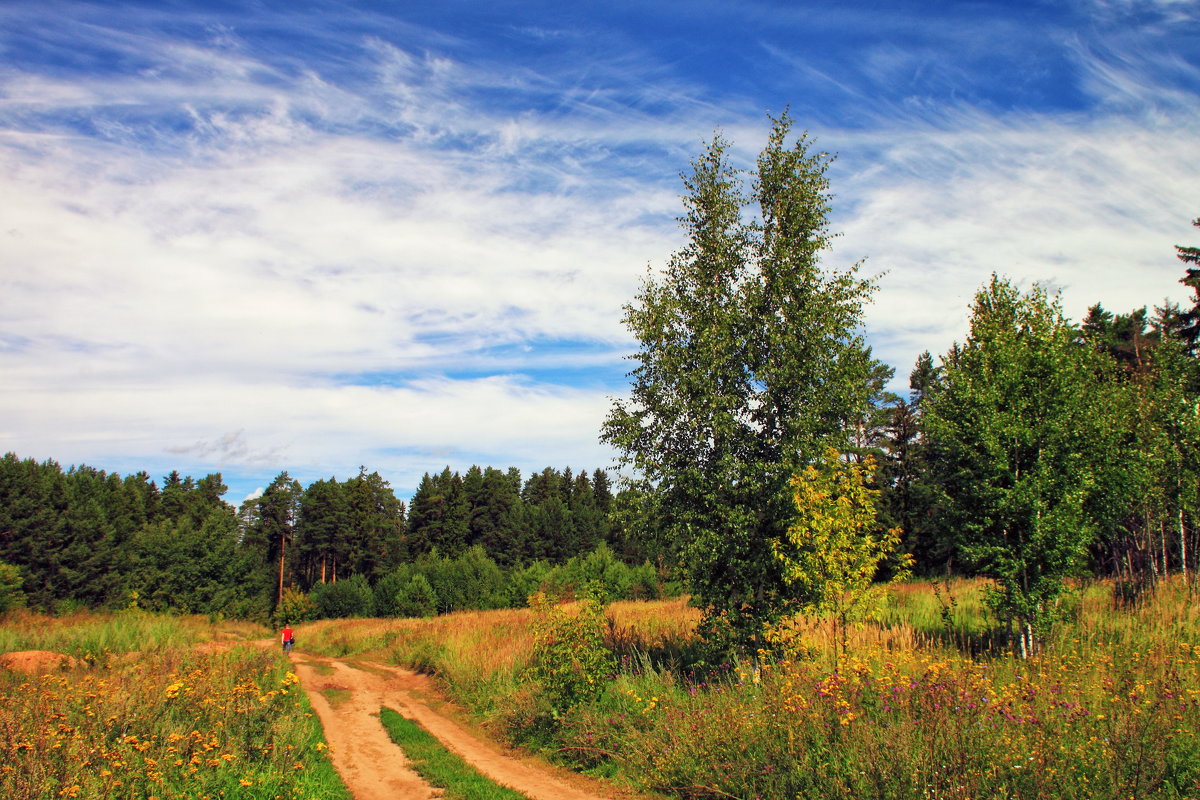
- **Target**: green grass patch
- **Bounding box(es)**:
[379,707,530,800]
[305,660,336,676]
[321,686,352,708]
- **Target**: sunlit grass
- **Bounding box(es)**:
[296,577,1200,799]
[0,614,349,800]
[0,609,203,661]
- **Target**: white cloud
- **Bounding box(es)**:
[1,0,1197,499]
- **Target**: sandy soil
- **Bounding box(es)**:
[290,651,625,800]
[0,650,81,673]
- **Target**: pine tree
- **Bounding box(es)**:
[1177,217,1200,352]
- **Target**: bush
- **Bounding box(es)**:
[448,546,507,610]
[527,583,614,716]
[311,574,375,619]
[274,587,315,626]
[396,574,439,618]
[628,561,661,601]
[505,560,553,606]
[373,566,416,617]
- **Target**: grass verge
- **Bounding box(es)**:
[0,613,351,800]
[379,707,530,800]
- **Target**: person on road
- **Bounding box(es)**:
[282,623,294,654]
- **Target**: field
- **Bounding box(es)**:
[2,579,1198,800]
[0,611,350,800]
[296,578,1200,800]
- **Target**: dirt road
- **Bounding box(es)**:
[290,652,622,800]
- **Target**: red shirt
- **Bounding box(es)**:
[282,626,293,642]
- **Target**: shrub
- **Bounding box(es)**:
[449,546,507,610]
[527,583,613,716]
[627,561,660,601]
[374,565,416,617]
[311,574,375,619]
[505,560,553,606]
[396,574,439,619]
[274,586,315,625]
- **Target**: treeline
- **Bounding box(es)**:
[0,459,666,618]
[872,267,1200,592]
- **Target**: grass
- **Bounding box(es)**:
[0,611,351,800]
[296,577,1200,800]
[379,707,531,800]
[321,686,352,708]
[296,607,538,720]
[0,608,204,661]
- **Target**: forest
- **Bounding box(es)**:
[0,458,666,619]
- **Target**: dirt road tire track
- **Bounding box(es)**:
[291,655,435,800]
[289,652,621,800]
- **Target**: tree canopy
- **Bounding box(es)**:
[603,112,878,654]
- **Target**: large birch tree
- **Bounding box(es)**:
[602,112,876,655]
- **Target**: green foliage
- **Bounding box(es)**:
[542,542,653,603]
[528,584,614,715]
[602,111,877,655]
[424,545,507,613]
[1177,216,1200,351]
[371,567,411,617]
[924,276,1111,654]
[772,447,910,656]
[396,573,439,618]
[275,586,316,625]
[0,560,26,612]
[311,574,375,619]
[504,560,553,606]
[0,450,645,619]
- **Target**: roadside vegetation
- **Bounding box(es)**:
[295,577,1200,800]
[0,611,349,800]
[1,118,1198,800]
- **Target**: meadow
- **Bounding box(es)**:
[0,611,350,800]
[3,580,1197,799]
[296,578,1200,800]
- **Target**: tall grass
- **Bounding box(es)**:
[297,607,538,719]
[0,613,349,800]
[297,578,1200,799]
[0,609,209,660]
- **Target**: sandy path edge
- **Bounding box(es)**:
[290,651,627,800]
[291,655,436,800]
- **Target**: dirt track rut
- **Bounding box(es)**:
[290,652,619,800]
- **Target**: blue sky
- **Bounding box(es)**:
[2,0,1198,505]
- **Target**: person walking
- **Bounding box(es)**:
[281,623,294,654]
